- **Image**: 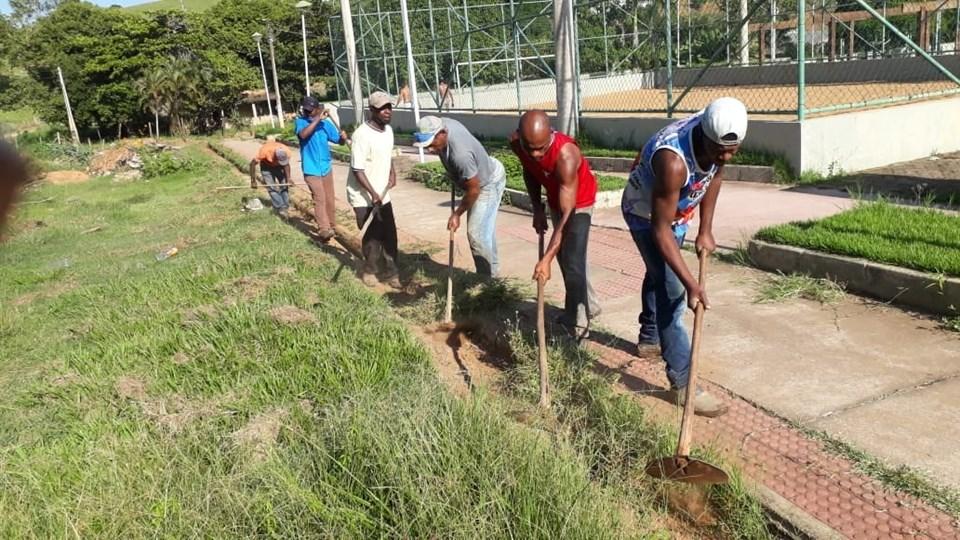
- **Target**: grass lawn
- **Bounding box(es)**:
[125,0,217,13]
[755,201,960,277]
[2,142,767,537]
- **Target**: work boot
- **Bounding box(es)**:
[360,273,379,287]
[382,273,402,289]
[636,339,660,357]
[673,386,728,418]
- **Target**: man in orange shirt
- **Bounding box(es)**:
[249,135,293,218]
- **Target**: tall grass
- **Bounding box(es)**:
[0,144,677,537]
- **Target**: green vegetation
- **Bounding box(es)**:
[943,315,960,333]
[407,152,626,201]
[126,0,220,13]
[0,144,639,537]
[3,0,336,139]
[140,148,205,178]
[755,201,960,277]
[754,273,846,304]
[16,131,94,171]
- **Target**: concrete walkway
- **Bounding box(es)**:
[224,138,960,503]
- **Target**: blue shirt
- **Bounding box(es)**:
[295,117,342,176]
[620,111,718,239]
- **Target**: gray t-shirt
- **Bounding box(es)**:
[438,118,495,189]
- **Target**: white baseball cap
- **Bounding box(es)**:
[701,97,748,146]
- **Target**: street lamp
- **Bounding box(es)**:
[296,0,312,96]
[252,32,276,127]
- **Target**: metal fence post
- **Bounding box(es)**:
[463,0,477,113]
[798,0,806,120]
[666,0,674,117]
[509,0,522,114]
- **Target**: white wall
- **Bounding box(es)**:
[800,94,960,174]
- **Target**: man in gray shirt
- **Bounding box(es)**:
[414,116,507,276]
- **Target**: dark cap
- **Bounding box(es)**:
[301,96,321,111]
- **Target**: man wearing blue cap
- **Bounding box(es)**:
[621,96,748,417]
[413,116,506,277]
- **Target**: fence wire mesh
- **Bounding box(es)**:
[329,0,960,119]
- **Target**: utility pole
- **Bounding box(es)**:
[554,0,578,135]
[339,0,364,126]
[57,66,80,145]
[296,1,313,96]
[266,23,285,128]
[253,32,276,128]
[399,0,424,162]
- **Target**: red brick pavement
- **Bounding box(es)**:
[506,220,960,538]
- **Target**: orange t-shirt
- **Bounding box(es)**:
[256,141,289,167]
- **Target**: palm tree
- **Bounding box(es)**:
[161,55,211,138]
[136,67,168,140]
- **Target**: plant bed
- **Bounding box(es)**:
[751,202,960,314]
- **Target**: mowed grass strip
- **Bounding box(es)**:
[0,145,660,538]
[755,201,960,277]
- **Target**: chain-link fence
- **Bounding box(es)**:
[328,0,960,119]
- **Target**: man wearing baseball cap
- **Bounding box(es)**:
[413,116,507,276]
[347,91,401,288]
[620,96,748,417]
[249,135,293,218]
[296,95,348,242]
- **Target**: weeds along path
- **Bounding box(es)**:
[208,141,773,538]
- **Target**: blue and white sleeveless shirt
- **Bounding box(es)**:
[620,112,718,239]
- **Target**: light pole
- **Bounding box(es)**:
[253,32,276,128]
[265,22,285,127]
[296,1,312,96]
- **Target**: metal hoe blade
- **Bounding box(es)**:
[645,456,729,486]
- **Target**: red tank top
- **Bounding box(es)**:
[511,131,597,211]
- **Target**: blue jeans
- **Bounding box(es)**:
[631,226,691,389]
[466,160,506,276]
[260,166,289,211]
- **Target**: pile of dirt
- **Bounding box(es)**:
[44,170,90,184]
[88,145,142,176]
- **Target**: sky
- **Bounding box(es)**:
[0,0,148,15]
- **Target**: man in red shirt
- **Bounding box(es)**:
[510,110,600,340]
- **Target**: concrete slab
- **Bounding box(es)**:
[811,376,960,488]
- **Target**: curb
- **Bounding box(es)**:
[748,239,960,315]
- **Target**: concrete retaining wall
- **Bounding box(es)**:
[748,240,960,315]
[800,93,960,173]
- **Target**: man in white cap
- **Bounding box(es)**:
[620,96,748,417]
[413,116,507,276]
[347,91,400,288]
[249,134,293,218]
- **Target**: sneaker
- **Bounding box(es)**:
[317,228,335,243]
[276,209,290,220]
[673,386,728,418]
[383,274,402,289]
[361,273,379,287]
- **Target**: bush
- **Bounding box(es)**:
[141,150,203,179]
[18,139,93,170]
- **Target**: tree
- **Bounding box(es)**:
[136,67,168,138]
